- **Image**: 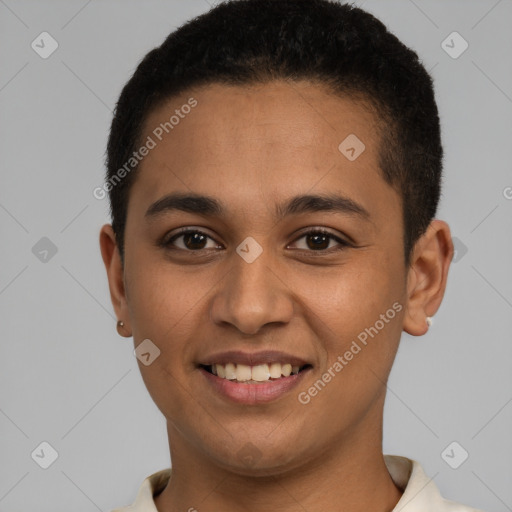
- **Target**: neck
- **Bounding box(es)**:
[154,413,402,512]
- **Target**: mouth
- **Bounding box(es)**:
[199,362,313,383]
[197,351,313,404]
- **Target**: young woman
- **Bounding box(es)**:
[100,1,482,510]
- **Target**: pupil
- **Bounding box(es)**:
[308,233,328,250]
[185,232,206,250]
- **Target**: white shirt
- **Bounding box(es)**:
[111,455,482,512]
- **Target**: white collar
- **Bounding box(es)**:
[111,455,481,511]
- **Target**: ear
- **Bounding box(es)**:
[99,224,131,336]
[403,220,454,336]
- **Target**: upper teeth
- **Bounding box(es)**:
[211,363,301,382]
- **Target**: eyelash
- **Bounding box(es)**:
[162,227,351,255]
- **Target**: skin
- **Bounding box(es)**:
[100,80,453,512]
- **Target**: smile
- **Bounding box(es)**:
[198,350,313,403]
[201,362,310,383]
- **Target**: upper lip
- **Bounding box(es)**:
[199,350,311,367]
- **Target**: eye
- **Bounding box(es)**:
[164,228,222,251]
[161,227,350,254]
[288,228,350,253]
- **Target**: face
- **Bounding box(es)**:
[109,81,412,474]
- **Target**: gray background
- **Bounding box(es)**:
[1,0,511,510]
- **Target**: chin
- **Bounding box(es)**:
[206,438,311,477]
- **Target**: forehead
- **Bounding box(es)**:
[132,81,397,221]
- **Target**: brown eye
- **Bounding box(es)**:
[289,229,349,252]
[165,229,222,251]
[162,227,349,254]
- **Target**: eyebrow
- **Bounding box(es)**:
[145,191,370,221]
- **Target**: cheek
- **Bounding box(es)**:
[123,259,209,413]
[298,255,405,404]
[295,272,403,437]
[124,262,207,421]
[125,257,205,337]
[297,256,403,339]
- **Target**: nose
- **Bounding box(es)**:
[209,246,295,335]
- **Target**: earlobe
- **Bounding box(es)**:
[402,220,453,337]
[99,224,132,336]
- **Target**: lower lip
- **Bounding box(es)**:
[199,367,311,404]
